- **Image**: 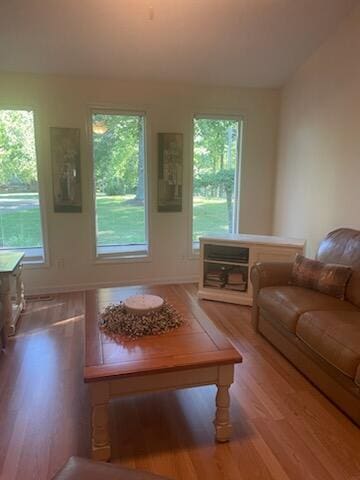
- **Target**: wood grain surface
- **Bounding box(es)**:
[0,284,359,480]
[85,285,242,382]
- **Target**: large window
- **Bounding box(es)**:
[0,109,45,261]
[192,115,242,245]
[91,111,148,258]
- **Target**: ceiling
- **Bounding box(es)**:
[0,0,356,88]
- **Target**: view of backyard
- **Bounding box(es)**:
[0,193,228,247]
[0,111,240,250]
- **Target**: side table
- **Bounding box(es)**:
[0,251,25,344]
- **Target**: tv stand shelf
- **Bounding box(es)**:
[199,234,305,306]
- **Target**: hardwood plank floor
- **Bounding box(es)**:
[0,284,359,479]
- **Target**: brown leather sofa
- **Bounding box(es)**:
[251,228,360,425]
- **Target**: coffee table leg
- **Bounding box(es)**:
[214,365,234,442]
[90,382,111,461]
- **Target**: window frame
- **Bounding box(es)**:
[189,113,244,255]
[0,104,49,265]
[88,107,150,263]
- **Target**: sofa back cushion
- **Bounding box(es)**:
[316,228,360,308]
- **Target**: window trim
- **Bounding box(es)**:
[189,112,244,256]
[0,104,49,265]
[88,107,151,263]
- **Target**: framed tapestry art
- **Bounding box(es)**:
[158,132,183,212]
[50,127,82,212]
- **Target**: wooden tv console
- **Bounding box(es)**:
[198,234,305,306]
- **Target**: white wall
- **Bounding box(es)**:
[0,73,279,293]
[273,6,360,256]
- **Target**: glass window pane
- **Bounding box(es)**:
[0,110,44,257]
[92,113,147,252]
[192,117,240,242]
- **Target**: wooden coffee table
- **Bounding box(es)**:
[84,285,242,461]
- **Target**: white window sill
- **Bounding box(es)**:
[95,244,150,264]
[192,241,200,250]
[185,242,200,260]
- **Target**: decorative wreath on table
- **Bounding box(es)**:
[99,297,184,340]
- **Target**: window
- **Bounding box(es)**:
[91,111,148,258]
[0,109,45,262]
[192,115,242,247]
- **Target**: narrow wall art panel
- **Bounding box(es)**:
[50,127,82,212]
[158,133,183,212]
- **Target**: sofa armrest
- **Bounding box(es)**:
[250,262,293,331]
[251,261,293,292]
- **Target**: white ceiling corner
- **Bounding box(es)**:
[0,0,357,87]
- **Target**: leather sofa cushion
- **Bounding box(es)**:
[316,228,360,269]
[346,270,360,309]
[258,286,357,333]
[316,228,360,308]
[53,456,169,480]
[296,311,360,380]
[356,364,360,387]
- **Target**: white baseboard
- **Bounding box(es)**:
[25,274,199,296]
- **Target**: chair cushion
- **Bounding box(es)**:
[296,311,360,380]
[52,457,169,480]
[258,286,357,333]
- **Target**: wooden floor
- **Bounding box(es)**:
[0,284,359,480]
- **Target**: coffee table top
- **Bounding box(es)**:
[84,285,242,383]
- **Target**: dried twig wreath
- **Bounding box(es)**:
[99,300,184,340]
